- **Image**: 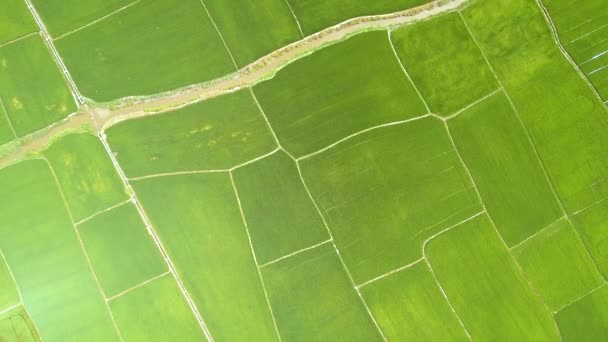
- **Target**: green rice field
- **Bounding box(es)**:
[1,0,608,340]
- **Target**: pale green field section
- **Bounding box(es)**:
[360,261,469,341]
[254,30,427,157]
[556,285,608,341]
[261,243,381,341]
[0,100,15,146]
[55,0,235,102]
[32,0,132,38]
[462,0,608,215]
[0,0,37,44]
[0,306,41,341]
[0,253,19,311]
[571,201,608,278]
[301,117,482,284]
[79,203,167,297]
[107,90,276,178]
[390,12,498,115]
[204,0,302,67]
[133,173,278,341]
[0,160,119,341]
[289,0,428,35]
[448,92,562,246]
[110,274,206,342]
[512,218,604,310]
[232,150,329,265]
[425,214,559,341]
[44,132,128,222]
[0,34,76,137]
[542,0,608,100]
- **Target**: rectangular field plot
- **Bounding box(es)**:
[31,0,133,38]
[448,92,562,246]
[512,218,604,310]
[55,0,235,102]
[106,90,277,178]
[425,214,559,341]
[0,252,19,310]
[232,150,329,265]
[254,30,427,157]
[0,306,40,341]
[109,274,206,342]
[204,0,302,67]
[79,203,167,298]
[542,0,608,99]
[289,0,428,35]
[390,12,498,115]
[261,243,381,341]
[300,117,482,284]
[44,132,129,222]
[571,200,608,278]
[0,160,119,341]
[0,104,15,146]
[0,0,37,44]
[132,173,278,341]
[462,0,608,215]
[360,261,469,341]
[556,285,608,341]
[0,34,76,136]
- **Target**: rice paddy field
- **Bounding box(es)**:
[1,0,608,341]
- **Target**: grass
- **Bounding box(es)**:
[0,159,119,341]
[254,30,427,157]
[0,34,76,136]
[261,243,382,341]
[289,0,429,35]
[448,92,562,246]
[425,214,560,341]
[203,0,302,67]
[390,12,498,115]
[0,254,19,310]
[109,274,207,341]
[300,117,482,284]
[55,0,235,102]
[106,90,277,178]
[555,285,608,341]
[512,218,604,310]
[0,103,16,146]
[360,261,469,341]
[232,150,329,265]
[44,132,129,222]
[78,203,167,297]
[0,306,40,341]
[0,0,37,44]
[541,0,608,99]
[132,173,278,341]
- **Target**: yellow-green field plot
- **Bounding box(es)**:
[425,214,560,341]
[55,0,235,102]
[106,90,277,178]
[390,12,498,115]
[0,0,37,44]
[300,117,482,284]
[0,306,40,341]
[571,200,608,278]
[288,0,428,35]
[232,150,329,265]
[133,173,278,341]
[0,160,119,341]
[360,261,469,341]
[542,0,608,100]
[512,218,604,310]
[0,253,19,311]
[448,92,562,246]
[78,203,167,298]
[556,285,608,341]
[254,30,427,157]
[110,274,206,341]
[0,34,76,138]
[261,243,381,341]
[44,132,128,222]
[203,0,302,67]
